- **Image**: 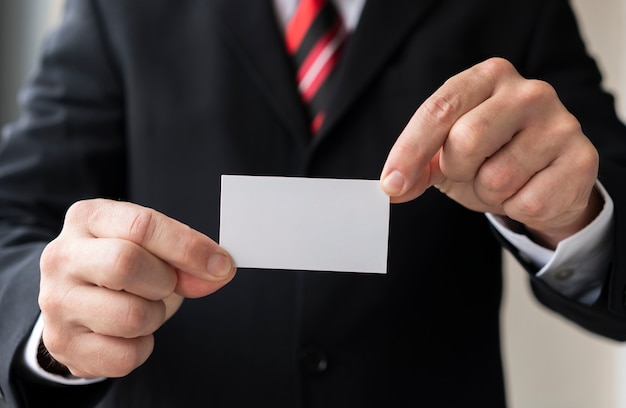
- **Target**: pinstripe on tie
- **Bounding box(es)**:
[285,0,347,134]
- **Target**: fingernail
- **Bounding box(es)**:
[382,170,405,195]
[207,253,233,278]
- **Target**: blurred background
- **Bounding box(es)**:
[1,1,625,406]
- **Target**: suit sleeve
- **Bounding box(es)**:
[509,0,626,340]
[0,0,124,406]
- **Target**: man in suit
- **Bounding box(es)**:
[1,0,625,406]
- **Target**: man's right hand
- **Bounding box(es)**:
[38,199,236,378]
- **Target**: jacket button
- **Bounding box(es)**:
[300,347,329,374]
[555,268,574,280]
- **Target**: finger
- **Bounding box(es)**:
[473,131,559,208]
[502,139,598,230]
[64,199,236,297]
[386,150,442,204]
[381,58,520,202]
[174,263,236,298]
[63,285,167,338]
[43,324,154,378]
[50,237,178,301]
[470,81,582,206]
[439,85,524,183]
[163,293,185,321]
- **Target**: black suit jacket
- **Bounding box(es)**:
[1,0,626,406]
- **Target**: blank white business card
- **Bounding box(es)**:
[219,175,389,273]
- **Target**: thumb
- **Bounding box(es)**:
[174,256,237,299]
[381,149,445,203]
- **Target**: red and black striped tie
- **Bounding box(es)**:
[285,0,347,134]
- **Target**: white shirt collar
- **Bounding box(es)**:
[272,0,366,32]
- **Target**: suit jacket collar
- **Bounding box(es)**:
[211,0,438,145]
[320,0,438,137]
[210,0,310,148]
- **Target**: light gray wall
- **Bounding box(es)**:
[0,0,63,126]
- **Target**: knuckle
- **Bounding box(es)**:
[38,289,58,313]
[120,298,150,333]
[448,118,484,155]
[173,226,201,266]
[565,136,599,172]
[519,79,557,105]
[76,339,148,378]
[119,297,161,336]
[479,57,516,80]
[421,92,462,126]
[108,241,142,285]
[514,190,549,221]
[475,163,514,205]
[41,325,79,368]
[38,248,72,313]
[576,145,600,174]
[39,239,64,276]
[38,286,77,324]
[67,199,112,232]
[564,121,586,143]
[41,326,66,355]
[65,200,94,224]
[480,164,511,193]
[127,208,157,246]
[112,354,143,377]
[549,115,583,148]
[44,327,153,379]
[114,339,152,377]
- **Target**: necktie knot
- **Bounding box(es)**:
[285,0,347,134]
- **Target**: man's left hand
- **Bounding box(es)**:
[380,57,602,249]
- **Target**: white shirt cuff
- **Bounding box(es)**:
[486,182,614,303]
[24,314,106,385]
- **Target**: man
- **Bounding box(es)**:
[1,0,625,406]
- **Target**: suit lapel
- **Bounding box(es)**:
[211,0,311,147]
[210,0,439,147]
[316,0,439,140]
